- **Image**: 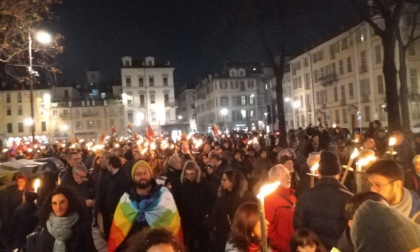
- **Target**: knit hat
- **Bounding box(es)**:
[318,151,341,176]
[131,160,153,179]
[350,200,420,252]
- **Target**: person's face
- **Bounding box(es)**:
[203,156,209,164]
[16,178,27,191]
[181,143,189,153]
[99,155,108,167]
[296,244,317,252]
[203,144,211,154]
[252,219,268,240]
[284,160,294,171]
[221,173,233,191]
[234,152,242,161]
[67,153,82,168]
[147,244,176,252]
[312,136,319,144]
[133,150,141,160]
[261,151,267,159]
[51,194,69,217]
[367,174,400,204]
[184,168,197,182]
[72,170,87,184]
[364,138,376,149]
[133,166,153,189]
[415,162,420,174]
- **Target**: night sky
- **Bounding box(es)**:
[51,0,357,94]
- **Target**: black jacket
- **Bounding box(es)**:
[37,217,96,252]
[294,177,352,250]
[104,168,131,216]
[11,202,39,249]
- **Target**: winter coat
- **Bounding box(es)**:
[11,201,39,249]
[265,187,296,252]
[37,217,96,252]
[294,177,352,250]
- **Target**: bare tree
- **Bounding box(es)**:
[348,0,406,131]
[396,4,420,134]
[0,0,62,81]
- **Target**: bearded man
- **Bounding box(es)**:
[108,160,182,252]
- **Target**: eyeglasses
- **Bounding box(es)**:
[185,172,195,177]
[74,172,87,180]
[368,180,395,190]
[135,171,150,177]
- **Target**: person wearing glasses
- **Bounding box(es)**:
[178,161,213,251]
[60,164,96,242]
[35,186,96,251]
[366,159,420,223]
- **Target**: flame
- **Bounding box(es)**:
[33,178,41,193]
[257,181,281,200]
[389,137,396,146]
[310,163,319,172]
[350,148,359,159]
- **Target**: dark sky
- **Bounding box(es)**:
[51,0,357,93]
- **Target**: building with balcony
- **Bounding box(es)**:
[120,56,177,136]
[178,87,197,131]
[287,13,420,132]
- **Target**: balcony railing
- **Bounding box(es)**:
[359,65,368,74]
[319,74,338,87]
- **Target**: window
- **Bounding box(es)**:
[240,81,245,91]
[249,95,254,105]
[364,106,370,122]
[293,78,298,89]
[18,106,22,115]
[18,123,24,133]
[139,77,144,87]
[377,75,384,94]
[149,77,154,87]
[7,123,13,133]
[341,85,346,100]
[360,51,367,73]
[335,110,340,123]
[150,94,155,104]
[408,44,415,56]
[304,58,308,67]
[339,60,344,74]
[220,96,228,106]
[6,93,11,103]
[297,76,302,88]
[125,77,131,87]
[375,45,381,63]
[241,110,247,120]
[360,79,370,97]
[127,112,133,123]
[305,73,310,90]
[347,57,352,72]
[316,91,320,105]
[7,106,11,116]
[17,93,22,103]
[140,95,145,106]
[53,110,58,117]
[64,90,69,99]
[349,82,354,99]
[97,120,101,128]
[220,81,227,90]
[87,121,93,129]
[342,38,348,49]
[249,109,255,118]
[240,96,246,105]
[232,97,238,106]
[163,77,168,86]
[343,109,348,123]
[334,87,338,102]
[76,121,82,129]
[164,94,169,103]
[411,69,418,92]
[247,80,254,89]
[151,112,156,121]
[41,121,46,131]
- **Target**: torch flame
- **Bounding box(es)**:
[310,163,319,173]
[257,181,280,200]
[33,178,41,193]
[350,148,359,159]
[389,137,396,147]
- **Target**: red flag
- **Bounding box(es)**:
[212,123,219,138]
[146,123,155,140]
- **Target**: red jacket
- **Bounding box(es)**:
[264,187,297,252]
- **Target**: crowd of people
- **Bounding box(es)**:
[1,121,420,252]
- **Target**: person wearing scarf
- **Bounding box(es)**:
[37,186,96,252]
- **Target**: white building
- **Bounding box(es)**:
[287,16,420,132]
[120,56,177,135]
[195,63,270,132]
[178,88,197,131]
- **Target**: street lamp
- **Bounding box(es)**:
[28,28,52,145]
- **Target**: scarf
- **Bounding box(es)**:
[392,187,412,218]
[46,212,79,252]
[108,186,183,252]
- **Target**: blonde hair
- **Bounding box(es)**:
[180,161,201,183]
[413,155,420,165]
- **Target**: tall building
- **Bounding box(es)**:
[287,15,420,132]
[178,87,197,131]
[195,63,271,132]
[120,56,177,136]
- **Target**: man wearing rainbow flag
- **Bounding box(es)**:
[107,160,183,251]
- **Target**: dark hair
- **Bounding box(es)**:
[126,228,185,252]
[108,155,121,168]
[39,186,82,222]
[228,203,260,251]
[222,169,245,194]
[345,191,386,220]
[365,159,404,183]
[66,151,80,159]
[290,228,327,252]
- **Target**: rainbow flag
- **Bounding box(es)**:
[108,186,183,251]
[211,123,219,138]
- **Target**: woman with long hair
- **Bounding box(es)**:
[211,169,255,252]
[36,186,96,251]
[289,228,327,252]
[226,202,268,252]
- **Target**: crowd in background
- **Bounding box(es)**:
[1,119,420,252]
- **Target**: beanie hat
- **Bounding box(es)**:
[350,200,420,252]
[318,151,341,176]
[131,160,153,179]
